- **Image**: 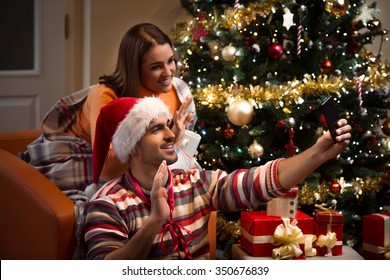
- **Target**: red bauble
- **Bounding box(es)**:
[224,126,235,139]
[320,58,332,73]
[266,43,284,60]
[276,119,286,129]
[329,181,341,194]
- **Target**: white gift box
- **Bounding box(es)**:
[266,187,299,218]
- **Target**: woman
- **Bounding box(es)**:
[21,23,197,191]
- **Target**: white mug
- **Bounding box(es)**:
[181,130,201,157]
[169,130,201,170]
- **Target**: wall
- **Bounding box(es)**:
[85,0,190,86]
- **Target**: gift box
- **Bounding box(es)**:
[314,210,343,256]
[362,212,390,260]
[267,187,299,218]
[240,210,315,258]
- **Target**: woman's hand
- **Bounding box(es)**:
[171,96,193,144]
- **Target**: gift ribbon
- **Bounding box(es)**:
[304,234,317,257]
[272,218,304,259]
[315,204,340,256]
[317,232,337,256]
[362,213,390,259]
[241,228,317,258]
[380,246,390,260]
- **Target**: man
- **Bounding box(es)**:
[82,97,351,260]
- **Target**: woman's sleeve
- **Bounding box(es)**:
[89,87,127,180]
[89,88,117,148]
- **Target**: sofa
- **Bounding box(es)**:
[0,129,77,259]
[0,129,217,260]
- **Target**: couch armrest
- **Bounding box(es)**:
[0,149,76,259]
[0,129,41,155]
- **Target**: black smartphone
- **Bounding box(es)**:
[321,96,340,143]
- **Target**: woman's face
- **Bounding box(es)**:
[140,43,176,93]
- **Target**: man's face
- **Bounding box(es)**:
[140,43,176,93]
[136,115,178,166]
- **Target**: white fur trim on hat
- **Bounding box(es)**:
[112,97,172,163]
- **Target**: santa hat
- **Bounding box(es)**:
[91,97,172,187]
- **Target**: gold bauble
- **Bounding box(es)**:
[221,45,236,61]
[324,0,349,18]
[382,119,390,136]
[248,141,264,158]
[227,99,254,126]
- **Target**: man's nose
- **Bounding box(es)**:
[164,126,175,139]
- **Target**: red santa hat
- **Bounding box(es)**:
[91,97,172,187]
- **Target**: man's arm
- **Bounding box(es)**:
[103,215,165,259]
[104,161,170,259]
[277,119,351,190]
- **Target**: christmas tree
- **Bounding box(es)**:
[172,0,390,257]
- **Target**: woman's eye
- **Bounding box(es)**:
[151,65,161,70]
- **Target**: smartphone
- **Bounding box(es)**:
[321,96,340,143]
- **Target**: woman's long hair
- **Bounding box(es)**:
[99,23,173,97]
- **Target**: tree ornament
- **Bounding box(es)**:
[284,128,297,157]
[248,140,264,158]
[347,25,359,55]
[224,125,235,139]
[266,43,284,60]
[320,57,332,73]
[297,23,303,58]
[381,119,390,136]
[324,0,349,18]
[276,119,287,129]
[329,181,341,194]
[354,3,378,25]
[221,45,237,61]
[282,7,294,31]
[227,99,254,126]
[191,24,208,42]
[367,17,382,31]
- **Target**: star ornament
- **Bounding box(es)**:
[283,8,295,31]
[354,4,379,25]
[191,24,209,42]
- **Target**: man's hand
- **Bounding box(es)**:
[150,160,170,223]
[315,118,351,161]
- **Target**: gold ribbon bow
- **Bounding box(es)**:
[315,203,339,257]
[272,218,304,259]
[317,232,337,256]
[379,246,390,260]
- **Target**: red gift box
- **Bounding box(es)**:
[362,212,390,260]
[240,210,315,258]
[314,210,343,256]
